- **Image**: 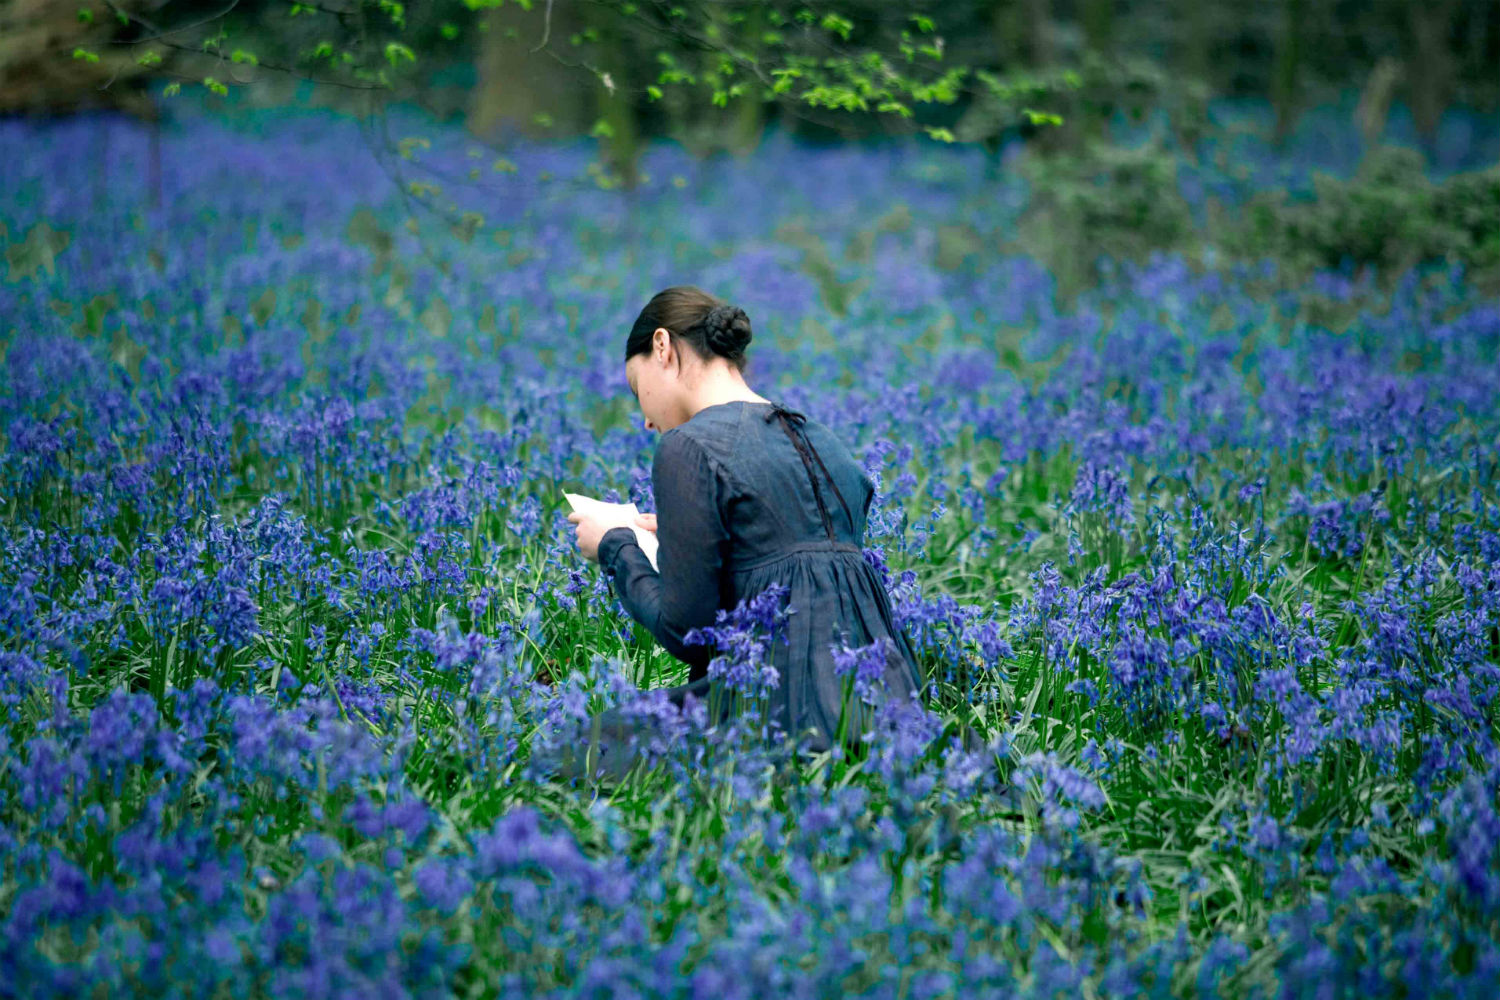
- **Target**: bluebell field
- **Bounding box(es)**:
[1,99,1498,997]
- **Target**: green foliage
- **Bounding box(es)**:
[1003,134,1499,296]
[384,41,417,67]
[1022,109,1063,127]
[3,222,72,282]
[1017,138,1194,286]
[62,0,1063,191]
[397,136,431,159]
[1235,147,1500,276]
[1432,165,1500,271]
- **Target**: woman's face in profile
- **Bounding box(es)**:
[625,330,677,434]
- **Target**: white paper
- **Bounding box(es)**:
[564,491,659,571]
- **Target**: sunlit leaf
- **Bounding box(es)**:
[384,42,416,68]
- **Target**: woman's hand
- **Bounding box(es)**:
[568,510,657,562]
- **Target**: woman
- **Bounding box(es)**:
[565,285,926,777]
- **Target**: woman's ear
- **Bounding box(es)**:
[653,326,671,361]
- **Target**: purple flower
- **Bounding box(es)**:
[683,583,794,698]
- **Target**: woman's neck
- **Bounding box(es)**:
[686,369,771,416]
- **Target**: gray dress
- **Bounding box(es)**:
[574,399,926,776]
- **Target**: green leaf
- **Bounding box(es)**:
[230,49,258,66]
[72,48,100,63]
[646,84,663,101]
[203,77,228,96]
[770,66,801,95]
[819,13,853,40]
[1021,108,1064,127]
[452,211,485,243]
[136,50,162,68]
[590,118,615,139]
[923,125,956,143]
[908,14,934,32]
[531,111,554,128]
[76,7,93,24]
[163,82,181,97]
[377,0,405,27]
[312,41,333,60]
[384,42,416,68]
[398,136,431,160]
[440,22,459,40]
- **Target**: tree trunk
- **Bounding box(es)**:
[0,0,155,116]
[1178,0,1209,90]
[1408,0,1457,157]
[588,6,642,190]
[149,114,163,211]
[1354,57,1402,151]
[1271,0,1305,146]
[467,2,588,142]
[726,7,765,155]
[1082,0,1113,57]
[990,0,1040,66]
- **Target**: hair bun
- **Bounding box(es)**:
[700,304,752,359]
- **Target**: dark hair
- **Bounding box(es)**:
[625,285,752,371]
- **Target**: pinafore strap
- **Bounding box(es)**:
[764,401,855,543]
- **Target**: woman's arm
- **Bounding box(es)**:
[860,472,876,534]
[598,429,730,673]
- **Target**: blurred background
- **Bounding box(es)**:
[9,0,1500,145]
[4,0,1500,299]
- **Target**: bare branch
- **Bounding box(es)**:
[531,0,555,54]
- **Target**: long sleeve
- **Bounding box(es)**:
[859,472,875,536]
[598,429,731,676]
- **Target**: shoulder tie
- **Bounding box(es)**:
[763,401,855,543]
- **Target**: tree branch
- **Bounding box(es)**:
[531,0,555,53]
